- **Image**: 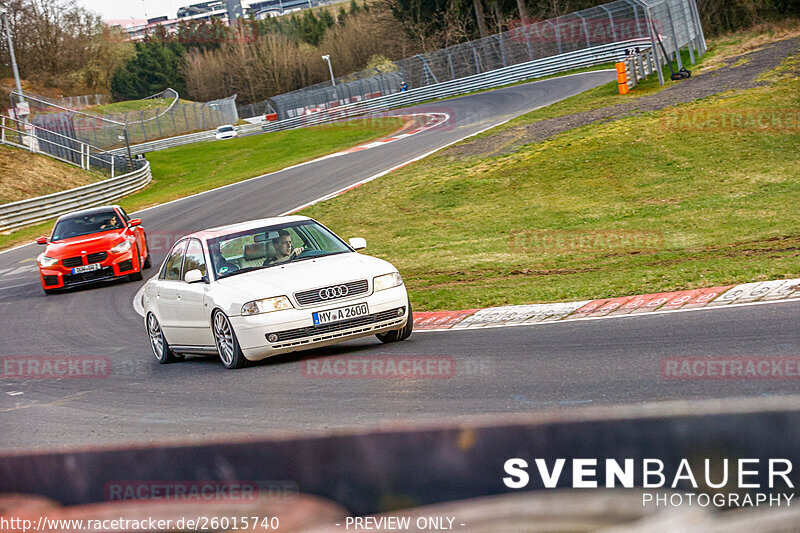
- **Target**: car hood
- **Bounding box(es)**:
[214,252,397,301]
[45,231,126,257]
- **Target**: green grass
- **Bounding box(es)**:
[86,98,176,114]
[0,117,403,249]
[482,49,701,135]
[301,58,800,311]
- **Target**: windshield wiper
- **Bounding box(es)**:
[285,251,346,264]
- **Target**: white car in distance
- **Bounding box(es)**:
[214,124,238,140]
[143,216,412,369]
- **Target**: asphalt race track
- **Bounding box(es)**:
[1,70,799,451]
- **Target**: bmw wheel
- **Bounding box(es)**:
[128,243,144,281]
[376,299,413,343]
[142,237,152,269]
[212,311,247,369]
[147,312,182,364]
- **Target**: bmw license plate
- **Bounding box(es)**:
[72,263,101,274]
[313,303,369,325]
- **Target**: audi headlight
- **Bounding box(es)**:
[241,296,293,316]
[110,240,132,253]
[38,254,58,268]
[373,272,403,291]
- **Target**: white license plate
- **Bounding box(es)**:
[313,302,369,325]
[72,263,101,274]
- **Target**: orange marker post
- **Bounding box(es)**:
[616,62,629,95]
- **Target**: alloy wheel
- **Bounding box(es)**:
[147,314,164,360]
[213,312,234,366]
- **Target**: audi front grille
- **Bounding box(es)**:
[62,256,84,268]
[294,279,369,306]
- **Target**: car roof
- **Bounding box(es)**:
[55,205,122,222]
[188,215,313,241]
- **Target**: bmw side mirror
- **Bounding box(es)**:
[349,237,367,251]
[129,218,142,227]
[184,269,204,283]
[36,236,48,245]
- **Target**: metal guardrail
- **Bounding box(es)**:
[109,129,219,156]
[261,39,651,133]
[0,161,152,232]
[624,47,656,89]
[110,39,650,156]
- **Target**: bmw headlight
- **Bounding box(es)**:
[110,240,132,253]
[241,296,293,316]
[37,254,58,268]
[373,272,403,291]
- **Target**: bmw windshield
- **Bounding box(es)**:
[51,211,124,241]
[207,220,352,279]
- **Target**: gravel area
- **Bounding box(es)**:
[453,37,800,157]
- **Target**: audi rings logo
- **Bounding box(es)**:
[319,285,349,300]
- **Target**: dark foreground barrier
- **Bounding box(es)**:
[1,396,799,516]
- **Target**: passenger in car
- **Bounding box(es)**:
[210,243,239,276]
[264,230,304,265]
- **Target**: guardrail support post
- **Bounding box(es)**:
[600,6,618,42]
[665,2,683,70]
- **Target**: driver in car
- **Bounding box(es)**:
[265,230,304,265]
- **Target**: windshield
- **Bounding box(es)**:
[51,211,124,241]
[218,126,234,132]
[207,220,351,279]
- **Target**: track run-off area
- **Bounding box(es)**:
[1,69,799,451]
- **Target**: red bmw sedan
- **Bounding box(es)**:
[36,205,151,294]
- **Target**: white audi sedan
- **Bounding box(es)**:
[142,216,412,369]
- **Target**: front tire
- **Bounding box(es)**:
[142,236,152,269]
[128,244,144,281]
[147,312,182,364]
[376,299,413,343]
[212,311,247,369]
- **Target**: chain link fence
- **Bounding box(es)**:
[10,90,239,151]
[240,0,704,121]
[1,114,137,177]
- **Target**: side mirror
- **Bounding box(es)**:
[349,237,367,251]
[184,269,204,283]
[129,218,142,227]
[36,236,48,245]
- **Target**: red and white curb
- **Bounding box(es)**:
[413,279,800,331]
[312,113,449,161]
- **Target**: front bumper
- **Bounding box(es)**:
[230,285,408,361]
[39,250,139,290]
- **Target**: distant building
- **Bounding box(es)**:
[113,0,332,41]
[177,1,226,18]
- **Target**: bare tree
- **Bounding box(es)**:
[472,0,489,38]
